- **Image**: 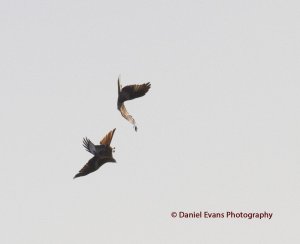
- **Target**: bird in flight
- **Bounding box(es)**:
[117,76,151,131]
[73,128,117,179]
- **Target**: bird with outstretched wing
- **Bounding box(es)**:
[73,128,116,179]
[117,76,151,131]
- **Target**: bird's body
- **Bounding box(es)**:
[74,128,116,179]
[117,77,151,131]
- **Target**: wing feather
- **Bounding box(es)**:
[120,83,151,102]
[83,137,96,155]
[119,104,137,131]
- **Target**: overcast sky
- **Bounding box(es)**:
[1,0,299,243]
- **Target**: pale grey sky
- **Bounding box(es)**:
[0,0,299,243]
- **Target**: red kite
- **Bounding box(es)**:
[117,77,151,131]
[73,128,116,179]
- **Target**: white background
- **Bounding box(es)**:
[0,0,299,243]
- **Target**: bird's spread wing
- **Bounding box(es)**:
[83,137,96,155]
[73,157,101,179]
[119,103,137,131]
[100,128,116,146]
[120,83,151,101]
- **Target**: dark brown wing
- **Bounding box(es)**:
[119,103,137,131]
[73,156,104,179]
[100,128,116,146]
[82,137,96,155]
[119,83,151,103]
